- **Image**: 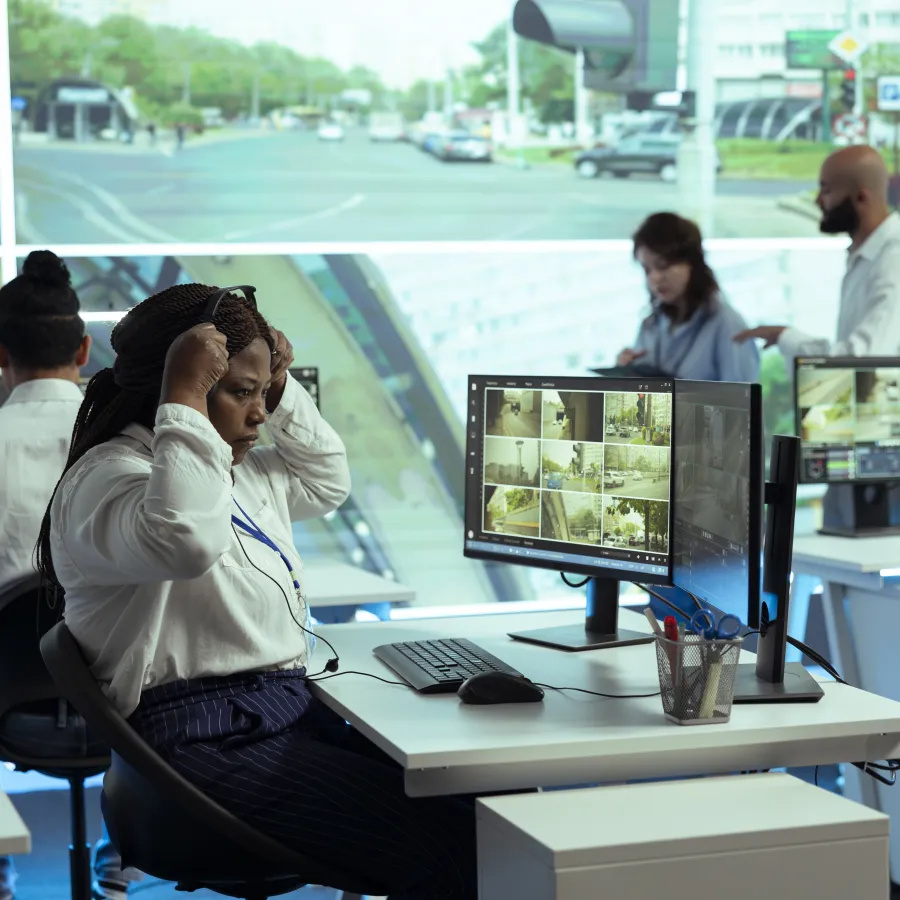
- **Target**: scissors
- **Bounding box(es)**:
[689,608,741,640]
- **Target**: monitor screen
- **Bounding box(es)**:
[796,356,900,484]
[672,381,763,627]
[289,367,320,409]
[464,374,674,584]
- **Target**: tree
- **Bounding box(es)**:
[9,1,383,123]
[505,488,534,512]
[760,351,793,451]
[400,79,438,121]
[9,0,93,90]
[613,498,669,551]
[464,22,576,123]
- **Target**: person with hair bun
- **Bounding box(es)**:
[615,212,759,382]
[0,251,142,900]
[38,284,478,899]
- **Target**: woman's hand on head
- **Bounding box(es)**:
[616,348,647,367]
[266,327,294,412]
[160,323,229,416]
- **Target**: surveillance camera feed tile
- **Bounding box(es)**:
[673,381,760,612]
[11,244,845,607]
[467,375,672,580]
[10,0,900,242]
[797,358,900,483]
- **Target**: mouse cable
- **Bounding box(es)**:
[231,523,341,677]
[536,683,661,700]
[306,670,408,687]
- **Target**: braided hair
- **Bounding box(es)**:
[35,282,274,590]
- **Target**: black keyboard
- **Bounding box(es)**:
[373,638,524,694]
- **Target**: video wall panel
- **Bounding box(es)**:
[8,0,897,243]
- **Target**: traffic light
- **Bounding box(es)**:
[512,0,679,93]
[841,68,856,112]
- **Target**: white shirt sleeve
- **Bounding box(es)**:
[244,374,351,521]
[55,404,235,585]
[778,247,900,367]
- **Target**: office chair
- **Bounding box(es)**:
[0,576,109,900]
[41,622,378,900]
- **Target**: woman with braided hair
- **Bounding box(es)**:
[38,284,478,900]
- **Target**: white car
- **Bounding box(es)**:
[317,122,345,141]
[633,471,644,481]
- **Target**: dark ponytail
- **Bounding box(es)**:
[35,283,274,592]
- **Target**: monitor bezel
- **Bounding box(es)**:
[794,355,900,485]
[463,373,675,587]
[288,366,320,410]
[672,380,764,630]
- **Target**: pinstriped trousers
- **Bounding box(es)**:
[128,670,476,900]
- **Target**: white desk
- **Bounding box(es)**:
[311,609,900,799]
[304,560,415,610]
[791,532,900,876]
[0,790,30,855]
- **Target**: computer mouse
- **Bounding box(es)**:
[457,671,545,705]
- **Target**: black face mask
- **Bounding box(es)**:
[820,195,860,235]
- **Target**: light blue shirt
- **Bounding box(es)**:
[633,298,760,382]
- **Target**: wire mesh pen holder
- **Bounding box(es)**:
[654,634,743,725]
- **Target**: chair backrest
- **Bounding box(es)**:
[0,576,109,774]
[40,622,311,870]
[0,575,58,717]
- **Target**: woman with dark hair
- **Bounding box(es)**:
[37,284,477,900]
[616,212,760,382]
[0,250,142,900]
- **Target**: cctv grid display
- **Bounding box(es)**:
[464,376,673,581]
[673,381,760,613]
[796,357,900,483]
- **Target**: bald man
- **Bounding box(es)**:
[734,145,900,359]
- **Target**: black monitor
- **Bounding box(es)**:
[795,356,900,535]
[464,373,674,651]
[672,381,763,629]
[672,382,822,702]
[289,367,320,409]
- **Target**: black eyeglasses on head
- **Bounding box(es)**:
[201,284,257,323]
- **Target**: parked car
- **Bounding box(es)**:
[317,121,345,141]
[432,131,492,162]
[574,131,721,183]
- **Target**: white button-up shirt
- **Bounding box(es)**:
[50,375,351,717]
[0,378,83,595]
[779,212,900,365]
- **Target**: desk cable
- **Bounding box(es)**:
[634,582,900,788]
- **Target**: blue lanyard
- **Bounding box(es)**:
[231,499,300,591]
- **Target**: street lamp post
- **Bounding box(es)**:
[846,0,863,117]
[678,0,716,235]
[506,11,522,147]
[575,47,590,144]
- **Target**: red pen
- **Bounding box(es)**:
[663,615,680,687]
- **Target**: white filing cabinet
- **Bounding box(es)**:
[477,773,889,900]
[0,791,29,855]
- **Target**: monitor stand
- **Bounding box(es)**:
[508,578,654,652]
[818,483,900,538]
[732,594,823,704]
[733,440,824,704]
